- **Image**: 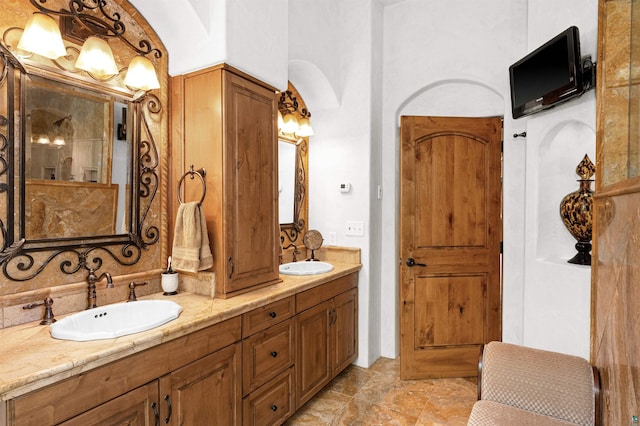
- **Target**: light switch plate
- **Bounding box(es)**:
[345,221,364,236]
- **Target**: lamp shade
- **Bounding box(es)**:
[52,135,66,146]
[76,36,119,79]
[36,134,50,145]
[297,117,314,137]
[277,111,284,130]
[124,55,160,91]
[282,113,299,134]
[17,13,67,59]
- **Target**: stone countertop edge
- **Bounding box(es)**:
[0,262,361,401]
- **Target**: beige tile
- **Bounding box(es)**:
[336,398,419,426]
[325,365,373,397]
[288,360,477,425]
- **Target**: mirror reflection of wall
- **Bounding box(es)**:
[23,74,131,241]
[278,139,297,224]
[112,102,131,234]
[25,74,110,183]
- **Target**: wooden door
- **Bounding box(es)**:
[295,300,332,408]
[400,116,502,379]
[331,288,358,376]
[159,343,241,425]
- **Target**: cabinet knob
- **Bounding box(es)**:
[269,311,277,318]
[271,404,278,412]
[270,351,278,358]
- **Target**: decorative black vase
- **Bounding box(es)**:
[559,154,595,265]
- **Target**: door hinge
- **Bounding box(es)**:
[500,241,503,254]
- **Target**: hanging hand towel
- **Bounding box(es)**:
[172,201,214,272]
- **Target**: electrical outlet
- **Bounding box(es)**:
[345,221,364,236]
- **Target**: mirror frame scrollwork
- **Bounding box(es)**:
[279,135,307,250]
[278,82,310,256]
[0,40,161,281]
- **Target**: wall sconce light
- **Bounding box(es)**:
[278,90,314,137]
[14,0,162,92]
[31,115,71,146]
[75,36,119,79]
[34,134,51,145]
[17,12,66,59]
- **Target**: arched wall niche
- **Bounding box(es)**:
[288,59,340,111]
[535,120,596,262]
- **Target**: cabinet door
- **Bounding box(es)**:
[159,343,241,426]
[222,72,280,294]
[295,300,332,408]
[58,382,159,426]
[332,288,358,376]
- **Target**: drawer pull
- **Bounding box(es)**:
[271,404,278,412]
[269,311,277,318]
[270,351,278,357]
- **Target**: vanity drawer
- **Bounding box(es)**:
[296,272,358,313]
[243,367,294,426]
[242,319,294,395]
[242,296,295,337]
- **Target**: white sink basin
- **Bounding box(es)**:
[50,300,182,341]
[279,261,334,276]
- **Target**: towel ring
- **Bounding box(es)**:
[177,165,207,205]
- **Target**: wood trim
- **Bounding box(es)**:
[477,344,485,401]
[592,366,601,426]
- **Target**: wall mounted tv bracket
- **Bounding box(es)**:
[582,56,596,91]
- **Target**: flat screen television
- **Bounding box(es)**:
[509,26,586,119]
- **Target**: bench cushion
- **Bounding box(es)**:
[480,342,595,425]
[468,400,580,426]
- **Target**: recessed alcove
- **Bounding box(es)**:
[534,120,596,264]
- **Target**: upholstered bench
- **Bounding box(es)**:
[467,341,601,426]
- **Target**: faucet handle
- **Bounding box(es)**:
[127,281,148,302]
[23,297,56,325]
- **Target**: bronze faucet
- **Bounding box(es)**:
[23,297,57,325]
[87,269,113,309]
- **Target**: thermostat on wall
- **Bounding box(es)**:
[340,183,351,193]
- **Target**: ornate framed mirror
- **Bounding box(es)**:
[0,0,164,281]
[278,84,310,256]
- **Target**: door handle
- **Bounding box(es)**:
[406,258,426,267]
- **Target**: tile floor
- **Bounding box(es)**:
[285,357,477,425]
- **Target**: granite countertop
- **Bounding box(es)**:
[0,262,361,401]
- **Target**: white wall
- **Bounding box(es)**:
[136,0,599,365]
[380,0,596,360]
[381,0,528,359]
[289,0,379,367]
[129,0,288,89]
[517,0,597,360]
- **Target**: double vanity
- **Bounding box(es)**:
[0,261,360,425]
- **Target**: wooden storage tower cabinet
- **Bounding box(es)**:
[173,64,281,297]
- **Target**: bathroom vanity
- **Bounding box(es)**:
[0,265,359,425]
